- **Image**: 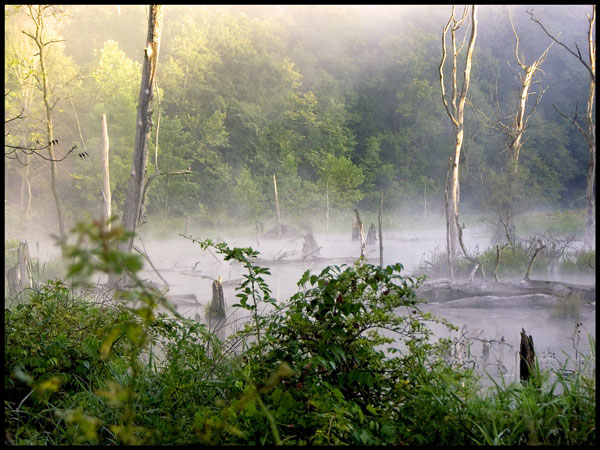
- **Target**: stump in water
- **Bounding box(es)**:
[366,222,377,244]
[209,277,227,341]
[482,340,490,366]
[302,231,320,258]
[519,328,535,383]
[209,277,226,317]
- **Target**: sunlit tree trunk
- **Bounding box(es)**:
[24,5,66,242]
[120,5,163,253]
[101,114,112,231]
[439,5,478,269]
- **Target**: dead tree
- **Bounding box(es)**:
[519,328,536,383]
[101,114,111,231]
[378,190,384,269]
[470,7,552,240]
[209,277,227,342]
[439,5,478,268]
[23,5,68,242]
[120,5,163,253]
[273,174,282,239]
[524,236,546,281]
[354,209,365,259]
[352,213,361,241]
[366,223,377,244]
[302,231,320,258]
[528,6,596,250]
[6,240,33,296]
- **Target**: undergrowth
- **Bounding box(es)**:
[4,218,596,445]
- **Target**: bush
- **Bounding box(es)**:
[4,219,596,445]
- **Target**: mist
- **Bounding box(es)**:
[5,4,595,385]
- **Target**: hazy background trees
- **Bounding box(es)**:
[4,5,595,244]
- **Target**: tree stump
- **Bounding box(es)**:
[17,240,33,291]
[209,277,226,317]
[366,222,377,244]
[209,277,227,342]
[482,339,490,366]
[519,328,535,383]
[302,231,320,258]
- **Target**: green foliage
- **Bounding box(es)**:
[516,209,586,237]
[559,249,595,275]
[4,219,596,445]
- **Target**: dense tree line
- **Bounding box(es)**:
[4,5,594,234]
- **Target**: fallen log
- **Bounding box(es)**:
[417,278,595,305]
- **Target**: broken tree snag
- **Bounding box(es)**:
[18,240,33,291]
[273,174,282,239]
[378,190,384,269]
[519,328,536,383]
[354,209,365,259]
[326,179,330,241]
[209,276,227,342]
[6,266,19,297]
[210,276,226,318]
[352,212,361,241]
[302,231,320,259]
[367,222,377,244]
[101,114,111,232]
[121,5,163,252]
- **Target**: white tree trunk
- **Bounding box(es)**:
[101,113,112,231]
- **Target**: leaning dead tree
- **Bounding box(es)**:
[527,6,596,250]
[120,5,163,254]
[439,5,478,278]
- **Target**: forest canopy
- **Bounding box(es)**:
[4,4,595,234]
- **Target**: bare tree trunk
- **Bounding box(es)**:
[354,209,365,259]
[24,5,67,242]
[423,181,427,219]
[326,178,330,241]
[524,237,545,281]
[121,5,163,253]
[17,240,33,292]
[273,173,281,239]
[528,6,595,250]
[378,190,384,269]
[439,5,478,271]
[101,114,111,231]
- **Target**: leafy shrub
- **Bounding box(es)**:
[4,219,596,445]
[559,249,595,275]
[213,259,474,445]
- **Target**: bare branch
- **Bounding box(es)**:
[526,7,594,79]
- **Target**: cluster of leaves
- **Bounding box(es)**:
[4,219,596,445]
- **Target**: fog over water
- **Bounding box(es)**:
[124,224,594,384]
[6,218,594,386]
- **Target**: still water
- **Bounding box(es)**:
[136,228,594,386]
